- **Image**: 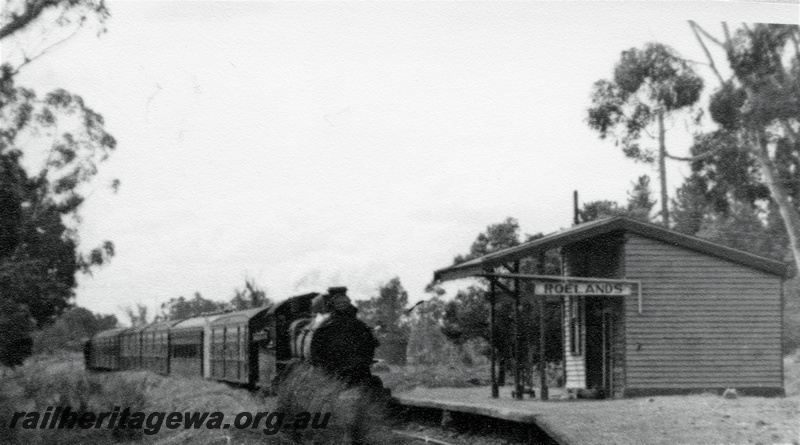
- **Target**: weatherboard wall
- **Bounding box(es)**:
[563,296,586,389]
[622,233,783,396]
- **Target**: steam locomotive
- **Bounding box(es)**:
[84,288,381,391]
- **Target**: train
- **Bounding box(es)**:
[84,288,382,392]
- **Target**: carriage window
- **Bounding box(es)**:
[213,328,225,357]
[172,344,198,358]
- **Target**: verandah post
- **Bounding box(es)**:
[538,251,549,400]
[490,278,498,398]
[513,261,523,400]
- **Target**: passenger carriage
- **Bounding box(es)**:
[89,327,127,370]
[169,314,222,378]
[141,320,179,375]
[120,326,145,370]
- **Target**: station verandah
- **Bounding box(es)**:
[456,271,637,401]
[432,216,789,400]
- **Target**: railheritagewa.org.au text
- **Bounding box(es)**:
[8,406,332,435]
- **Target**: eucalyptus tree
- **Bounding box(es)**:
[230,277,271,310]
[453,217,523,264]
[158,292,228,321]
[579,175,657,223]
[587,43,704,225]
[358,277,409,338]
[0,0,115,366]
[686,22,800,275]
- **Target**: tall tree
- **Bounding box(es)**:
[579,175,657,223]
[672,170,789,260]
[1,0,109,41]
[0,0,114,367]
[0,298,33,368]
[671,174,712,236]
[230,277,271,310]
[587,43,704,225]
[405,294,451,365]
[436,218,564,370]
[357,277,409,340]
[441,286,488,345]
[159,292,228,321]
[454,217,522,264]
[123,303,150,327]
[686,22,800,276]
[626,175,658,221]
[578,200,625,223]
[695,201,786,259]
[34,306,117,352]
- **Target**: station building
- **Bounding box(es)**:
[433,217,789,398]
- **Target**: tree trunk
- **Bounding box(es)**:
[751,131,800,279]
[658,109,669,226]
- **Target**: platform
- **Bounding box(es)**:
[394,385,800,445]
[394,385,574,444]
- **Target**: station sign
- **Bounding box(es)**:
[533,281,632,296]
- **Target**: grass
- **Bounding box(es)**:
[276,362,395,444]
[1,353,410,445]
[1,353,276,445]
[2,353,150,445]
[376,363,491,393]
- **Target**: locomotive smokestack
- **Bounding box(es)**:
[328,286,348,295]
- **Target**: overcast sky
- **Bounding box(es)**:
[8,0,799,322]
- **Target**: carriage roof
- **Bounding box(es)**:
[93,327,129,339]
[209,306,273,327]
[171,313,225,330]
[119,325,146,335]
[141,320,181,332]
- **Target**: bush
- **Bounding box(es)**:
[524,362,565,388]
[276,362,391,445]
[1,353,277,445]
[377,362,490,393]
[1,353,147,444]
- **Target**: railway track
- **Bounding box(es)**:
[388,404,558,445]
[392,430,460,445]
[391,426,533,445]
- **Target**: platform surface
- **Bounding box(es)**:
[395,385,573,444]
[395,385,800,445]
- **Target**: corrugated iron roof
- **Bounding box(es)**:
[170,313,225,330]
[209,305,272,327]
[93,327,129,339]
[141,320,181,332]
[433,216,790,282]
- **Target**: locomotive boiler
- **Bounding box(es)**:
[288,287,380,387]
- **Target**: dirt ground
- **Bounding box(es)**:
[536,393,799,445]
